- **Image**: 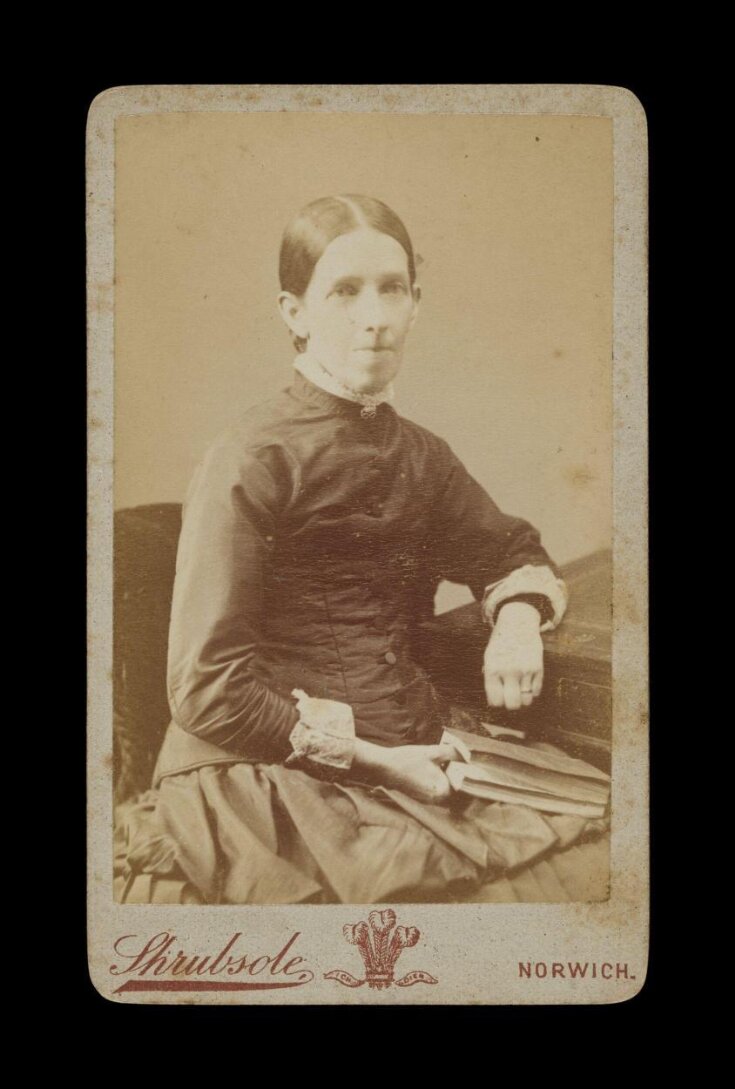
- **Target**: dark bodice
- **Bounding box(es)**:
[156,370,558,776]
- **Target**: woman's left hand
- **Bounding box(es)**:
[483,602,544,711]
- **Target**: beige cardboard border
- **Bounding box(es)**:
[87,84,648,1005]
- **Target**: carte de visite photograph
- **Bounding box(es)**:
[88,84,647,1004]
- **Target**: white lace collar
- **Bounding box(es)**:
[293,352,396,410]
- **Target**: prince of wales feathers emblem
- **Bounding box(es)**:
[324,910,438,989]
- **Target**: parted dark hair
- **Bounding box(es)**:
[279,194,417,352]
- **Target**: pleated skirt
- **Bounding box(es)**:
[115,755,610,905]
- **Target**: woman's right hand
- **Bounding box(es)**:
[353,738,462,804]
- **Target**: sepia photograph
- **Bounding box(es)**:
[88,84,647,1002]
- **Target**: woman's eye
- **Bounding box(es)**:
[382,282,406,294]
[333,285,357,298]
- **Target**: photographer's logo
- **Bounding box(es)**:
[325,909,438,990]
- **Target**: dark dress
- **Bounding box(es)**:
[117,369,608,904]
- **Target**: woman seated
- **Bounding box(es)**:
[118,194,606,905]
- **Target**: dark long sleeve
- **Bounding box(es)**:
[427,439,568,628]
[166,436,301,763]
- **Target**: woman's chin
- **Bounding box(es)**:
[348,361,399,395]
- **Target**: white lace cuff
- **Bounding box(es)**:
[481,564,569,633]
[286,689,356,771]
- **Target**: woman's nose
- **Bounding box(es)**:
[355,288,389,330]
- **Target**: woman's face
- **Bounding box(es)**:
[280,227,420,395]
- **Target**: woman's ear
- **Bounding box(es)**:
[408,283,421,329]
[277,291,309,340]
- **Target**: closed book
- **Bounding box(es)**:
[467,753,609,805]
[446,764,608,819]
[447,727,611,783]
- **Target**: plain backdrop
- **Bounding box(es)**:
[114,111,612,611]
